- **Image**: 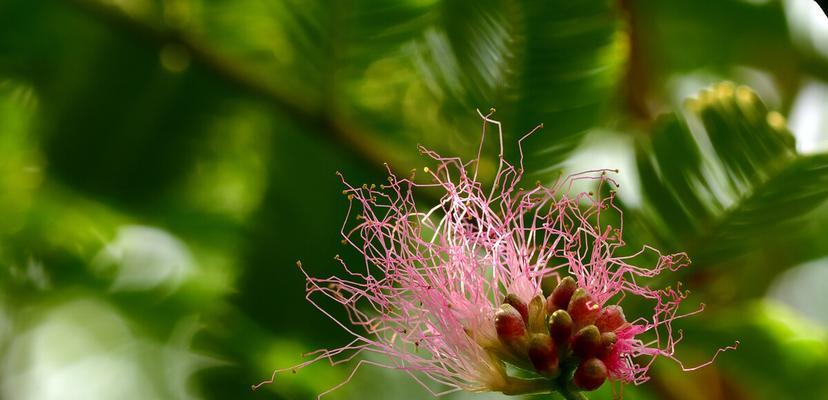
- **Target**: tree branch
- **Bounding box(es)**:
[61,0,408,175]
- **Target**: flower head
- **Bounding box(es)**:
[259,111,736,397]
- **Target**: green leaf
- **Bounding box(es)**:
[636,82,828,292]
[231,0,628,174]
[195,0,434,104]
[678,300,828,400]
[0,80,42,238]
[411,0,627,172]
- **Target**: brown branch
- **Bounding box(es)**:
[60,0,406,175]
[618,0,654,123]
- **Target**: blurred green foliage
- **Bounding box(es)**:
[0,0,827,399]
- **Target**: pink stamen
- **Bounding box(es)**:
[258,111,735,397]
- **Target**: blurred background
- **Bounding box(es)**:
[1,0,827,399]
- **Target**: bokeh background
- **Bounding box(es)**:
[1,0,827,399]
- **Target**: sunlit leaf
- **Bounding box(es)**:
[678,301,828,400]
[636,82,828,293]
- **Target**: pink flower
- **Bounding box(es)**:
[258,111,736,398]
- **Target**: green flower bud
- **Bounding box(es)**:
[548,309,573,343]
[527,295,547,333]
[597,331,617,358]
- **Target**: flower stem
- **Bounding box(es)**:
[498,375,587,400]
[557,386,588,400]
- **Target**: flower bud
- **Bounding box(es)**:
[527,295,547,333]
[595,305,626,333]
[567,288,601,329]
[597,331,617,358]
[546,276,577,313]
[495,304,526,344]
[573,358,607,391]
[528,334,559,378]
[572,325,601,358]
[504,293,529,323]
[548,309,573,343]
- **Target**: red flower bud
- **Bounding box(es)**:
[495,304,526,344]
[572,325,602,358]
[546,276,577,313]
[573,358,608,391]
[595,305,626,333]
[528,334,559,378]
[567,288,601,329]
[504,293,529,323]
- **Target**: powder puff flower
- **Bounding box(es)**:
[258,110,736,398]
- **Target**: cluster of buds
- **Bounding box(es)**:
[260,112,736,398]
[494,277,626,391]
